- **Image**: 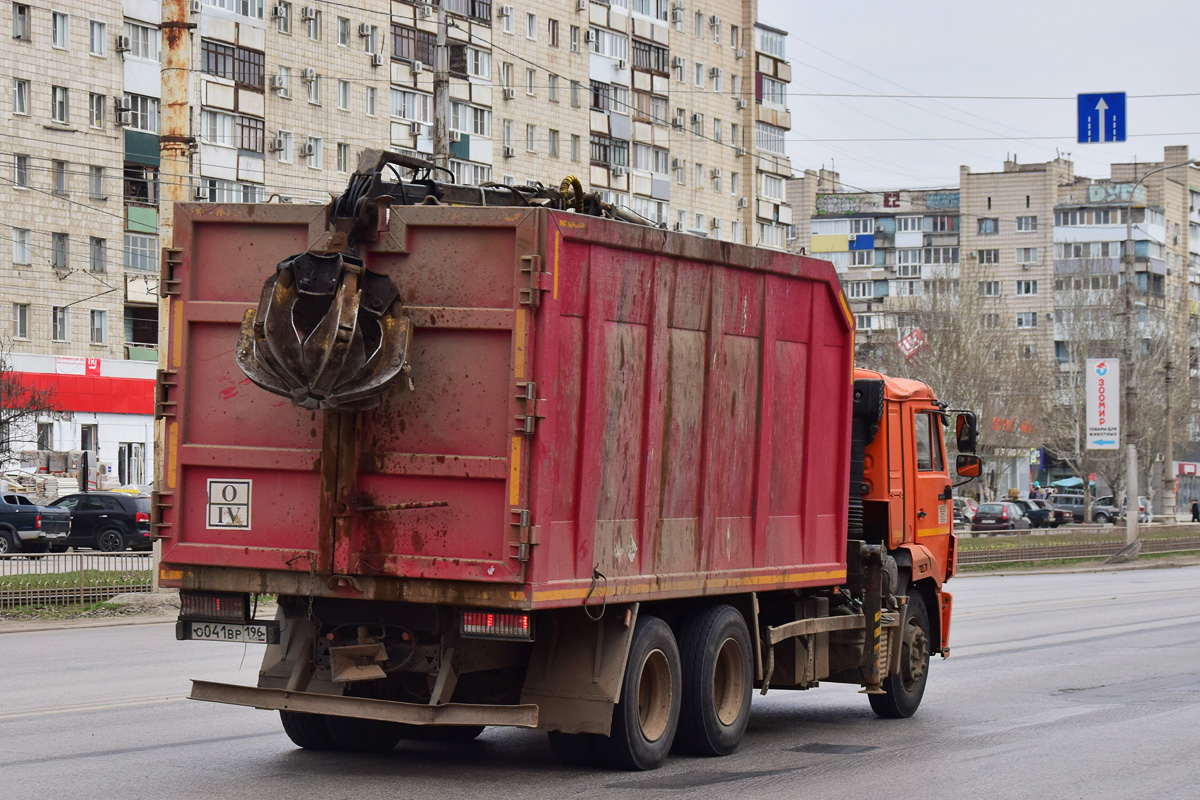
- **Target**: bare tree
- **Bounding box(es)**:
[0,339,54,470]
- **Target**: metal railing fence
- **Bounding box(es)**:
[0,552,153,610]
[957,525,1200,566]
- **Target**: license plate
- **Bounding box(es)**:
[184,621,276,644]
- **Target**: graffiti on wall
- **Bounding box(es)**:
[1086,183,1147,205]
[815,190,960,215]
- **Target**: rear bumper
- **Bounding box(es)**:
[189,680,539,729]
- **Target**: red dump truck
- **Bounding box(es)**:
[157,152,980,770]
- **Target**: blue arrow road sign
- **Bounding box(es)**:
[1078,92,1126,143]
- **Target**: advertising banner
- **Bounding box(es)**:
[1085,359,1119,449]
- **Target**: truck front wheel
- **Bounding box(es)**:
[279,710,337,750]
[674,605,752,756]
[869,591,930,719]
[600,615,681,770]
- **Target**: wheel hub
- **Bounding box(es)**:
[712,637,746,726]
[637,648,673,742]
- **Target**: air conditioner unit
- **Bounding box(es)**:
[576,0,586,10]
[672,115,683,128]
[709,15,719,26]
[735,48,746,59]
[611,165,626,177]
[584,30,595,43]
[194,186,210,201]
[371,53,385,67]
[617,59,627,70]
[736,99,747,110]
[358,22,372,36]
[114,34,131,52]
[709,67,720,78]
[500,5,513,17]
[848,234,857,242]
[298,142,316,157]
[410,121,423,136]
[503,145,515,158]
[417,2,432,17]
[673,221,684,231]
[671,158,680,169]
[411,60,424,74]
[270,74,287,90]
[271,4,286,19]
[449,130,462,143]
[691,113,702,124]
[301,6,316,21]
[671,9,683,23]
[302,67,316,82]
[737,197,748,208]
[711,218,721,229]
[191,0,202,13]
[1021,263,1031,270]
[672,56,684,68]
[711,168,721,179]
[115,109,132,126]
[268,136,286,152]
[503,87,516,100]
[734,146,746,156]
[114,97,132,113]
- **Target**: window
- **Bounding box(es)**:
[337,143,349,173]
[201,40,265,90]
[761,76,786,105]
[337,79,349,110]
[549,129,559,158]
[51,232,69,267]
[502,119,512,148]
[12,228,30,265]
[307,74,321,104]
[1020,343,1037,360]
[548,18,559,47]
[979,280,1000,296]
[526,68,536,95]
[12,78,29,114]
[526,12,536,39]
[200,109,235,145]
[124,22,159,61]
[89,20,106,55]
[571,134,580,162]
[124,94,160,133]
[548,74,559,102]
[501,6,512,34]
[13,3,30,40]
[846,281,872,299]
[390,89,431,122]
[276,130,293,162]
[237,115,264,152]
[1055,341,1070,364]
[1016,279,1037,295]
[88,236,106,273]
[730,172,739,195]
[365,86,376,116]
[977,249,999,265]
[923,246,958,264]
[929,215,957,232]
[13,303,29,339]
[589,134,628,167]
[80,424,98,451]
[52,11,69,49]
[276,66,291,98]
[307,9,320,40]
[694,62,704,87]
[756,26,786,58]
[52,306,69,341]
[51,86,69,123]
[124,233,159,271]
[570,25,579,52]
[674,57,685,83]
[896,216,921,232]
[500,62,513,90]
[391,25,436,63]
[36,423,52,450]
[755,122,786,154]
[694,11,703,36]
[1016,312,1038,329]
[915,412,943,472]
[691,112,702,135]
[467,47,491,79]
[276,1,291,33]
[849,218,874,234]
[13,154,28,187]
[896,251,921,277]
[89,93,104,128]
[450,102,491,136]
[89,166,104,199]
[851,250,874,267]
[632,39,669,73]
[337,16,349,45]
[307,137,322,169]
[1017,215,1037,232]
[1015,247,1038,264]
[589,27,628,60]
[526,124,536,152]
[90,310,107,344]
[52,160,67,194]
[980,312,1000,329]
[977,217,999,235]
[695,163,703,186]
[856,315,875,331]
[761,173,783,200]
[632,143,669,174]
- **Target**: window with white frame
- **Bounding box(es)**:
[337,16,349,45]
[1016,279,1038,295]
[757,223,784,249]
[337,143,349,172]
[570,25,579,52]
[51,86,69,123]
[526,68,536,95]
[589,28,628,60]
[760,172,783,200]
[13,303,28,339]
[851,250,874,267]
[894,280,922,296]
[761,76,786,105]
[90,309,107,344]
[89,166,104,199]
[276,130,293,162]
[526,124,536,152]
[923,246,958,264]
[13,3,30,40]
[548,74,559,102]
[391,89,431,123]
[89,20,106,55]
[307,137,322,168]
[1016,312,1037,329]
[52,160,67,193]
[450,102,491,136]
[1015,247,1038,264]
[337,80,349,110]
[52,307,69,341]
[548,129,559,158]
[13,78,29,114]
[756,26,786,58]
[200,109,235,146]
[365,86,376,116]
[1016,215,1037,232]
[755,122,786,154]
[849,218,874,234]
[307,74,321,104]
[13,154,29,187]
[979,280,1000,296]
[450,160,492,185]
[124,233,158,272]
[847,281,873,299]
[52,12,69,49]
[12,228,31,265]
[977,249,999,264]
[526,13,536,39]
[124,94,160,133]
[694,62,704,87]
[632,143,669,175]
[89,93,104,128]
[468,47,491,78]
[307,8,320,40]
[124,22,159,61]
[277,2,291,33]
[89,237,106,272]
[896,216,922,232]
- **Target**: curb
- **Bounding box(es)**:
[0,613,178,635]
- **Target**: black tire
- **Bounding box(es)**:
[324,715,406,753]
[279,710,337,750]
[423,725,485,742]
[870,591,931,719]
[1094,513,1110,524]
[674,605,753,756]
[598,615,681,771]
[97,528,125,553]
[548,731,604,766]
[0,529,17,555]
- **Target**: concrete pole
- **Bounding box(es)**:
[154,0,194,591]
[431,4,450,170]
[1123,179,1138,545]
[1126,444,1138,545]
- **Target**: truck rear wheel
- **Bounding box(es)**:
[548,731,603,766]
[599,615,681,771]
[869,591,930,719]
[324,715,407,753]
[674,605,752,756]
[279,710,337,750]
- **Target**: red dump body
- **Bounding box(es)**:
[158,204,855,609]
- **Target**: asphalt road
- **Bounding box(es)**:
[2,567,1199,800]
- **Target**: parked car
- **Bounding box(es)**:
[953,497,979,526]
[48,492,153,552]
[971,502,1032,532]
[0,493,70,555]
[1050,493,1087,521]
[1031,499,1073,527]
[1010,499,1058,528]
[1092,495,1151,524]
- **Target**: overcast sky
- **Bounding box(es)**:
[762,0,1200,192]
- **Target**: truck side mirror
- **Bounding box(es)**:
[956,454,981,478]
[955,412,978,454]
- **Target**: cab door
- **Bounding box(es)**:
[909,407,953,567]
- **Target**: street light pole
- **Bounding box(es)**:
[1121,159,1198,542]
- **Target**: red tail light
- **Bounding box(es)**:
[1001,510,1008,520]
[136,512,151,523]
[35,514,41,529]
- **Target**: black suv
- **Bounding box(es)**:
[48,492,153,552]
